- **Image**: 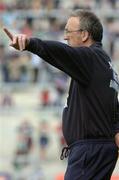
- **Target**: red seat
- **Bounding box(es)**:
[111,176,119,180]
[55,172,64,180]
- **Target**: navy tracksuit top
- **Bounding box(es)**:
[26,38,119,145]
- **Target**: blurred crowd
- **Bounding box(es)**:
[13,118,65,165]
[9,117,66,180]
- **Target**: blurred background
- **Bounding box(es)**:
[0,0,119,179]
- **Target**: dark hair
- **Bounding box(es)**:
[70,10,103,42]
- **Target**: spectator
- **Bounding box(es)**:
[40,88,50,107]
[38,121,50,160]
[13,120,34,168]
[30,54,43,83]
[20,18,33,37]
[0,92,14,108]
[109,0,117,9]
[0,43,10,82]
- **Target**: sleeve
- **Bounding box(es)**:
[26,38,94,87]
[113,94,119,134]
[113,120,119,134]
[114,100,119,134]
[114,122,119,133]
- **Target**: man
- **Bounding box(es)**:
[4,10,119,180]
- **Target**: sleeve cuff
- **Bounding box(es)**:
[114,121,119,134]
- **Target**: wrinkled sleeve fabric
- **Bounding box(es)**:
[114,120,119,134]
[114,100,119,134]
[26,38,94,86]
[114,122,119,134]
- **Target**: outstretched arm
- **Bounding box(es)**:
[3,27,29,51]
[3,27,93,85]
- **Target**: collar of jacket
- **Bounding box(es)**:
[90,42,102,48]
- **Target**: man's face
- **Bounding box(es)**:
[64,17,83,47]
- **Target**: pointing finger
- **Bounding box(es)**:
[3,27,13,40]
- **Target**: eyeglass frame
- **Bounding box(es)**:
[64,29,84,34]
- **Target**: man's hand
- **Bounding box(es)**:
[3,27,29,51]
[115,133,119,148]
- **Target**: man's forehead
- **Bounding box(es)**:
[65,17,80,28]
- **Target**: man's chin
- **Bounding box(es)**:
[68,43,73,47]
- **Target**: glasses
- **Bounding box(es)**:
[64,29,83,35]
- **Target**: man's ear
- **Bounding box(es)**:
[81,30,90,42]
